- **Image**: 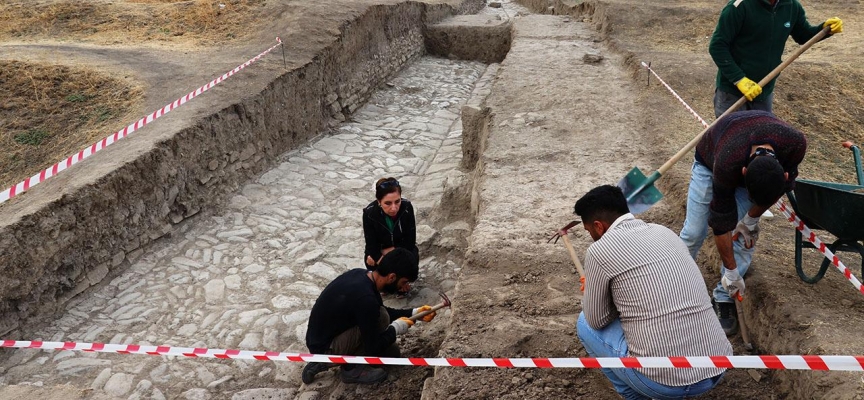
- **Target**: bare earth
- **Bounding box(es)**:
[1,0,864,399]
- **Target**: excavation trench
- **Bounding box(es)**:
[0,1,517,398]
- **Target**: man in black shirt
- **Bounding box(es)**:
[302,248,436,384]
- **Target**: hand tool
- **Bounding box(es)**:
[618,27,831,214]
[409,291,451,322]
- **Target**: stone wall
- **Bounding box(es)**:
[0,0,485,337]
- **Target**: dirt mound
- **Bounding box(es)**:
[0,60,143,189]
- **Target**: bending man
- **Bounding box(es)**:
[679,110,806,334]
[575,185,732,400]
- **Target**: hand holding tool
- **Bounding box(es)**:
[390,317,414,335]
[412,305,436,322]
[409,292,451,322]
[735,77,762,101]
[618,27,831,214]
[722,268,746,297]
[824,17,843,34]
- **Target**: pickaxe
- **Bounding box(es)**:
[548,221,586,290]
[409,291,451,322]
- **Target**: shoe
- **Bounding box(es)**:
[301,362,333,384]
[762,209,774,219]
[340,365,388,384]
[716,301,739,336]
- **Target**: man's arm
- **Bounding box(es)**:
[384,307,412,322]
[582,249,617,329]
[709,3,747,86]
[790,2,829,44]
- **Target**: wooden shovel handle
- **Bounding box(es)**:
[656,27,830,176]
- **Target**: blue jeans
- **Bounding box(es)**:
[713,88,773,118]
[576,313,723,399]
[679,161,754,303]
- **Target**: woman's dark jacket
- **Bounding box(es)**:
[362,198,418,268]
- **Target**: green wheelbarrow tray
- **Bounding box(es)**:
[787,142,864,284]
[793,180,864,241]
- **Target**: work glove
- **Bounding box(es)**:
[412,305,436,322]
[721,268,746,297]
[824,17,843,34]
[390,317,414,335]
[732,214,760,249]
[735,77,762,101]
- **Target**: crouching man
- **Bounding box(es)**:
[302,248,436,384]
[573,185,732,399]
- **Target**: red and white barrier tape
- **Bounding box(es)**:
[642,62,710,129]
[0,38,284,205]
[775,200,864,296]
[644,61,864,297]
[2,340,863,371]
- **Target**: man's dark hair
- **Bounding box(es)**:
[745,156,786,207]
[573,185,630,224]
[376,248,419,281]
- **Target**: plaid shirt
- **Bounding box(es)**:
[582,214,733,386]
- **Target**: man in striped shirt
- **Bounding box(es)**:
[574,185,732,399]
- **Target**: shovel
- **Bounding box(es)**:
[619,27,830,214]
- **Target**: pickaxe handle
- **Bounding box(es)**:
[561,234,586,278]
[735,293,754,351]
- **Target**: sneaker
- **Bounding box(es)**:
[340,365,388,384]
[301,362,333,384]
[716,301,739,336]
[762,209,774,219]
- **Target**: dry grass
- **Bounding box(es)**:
[0,61,143,190]
[0,0,266,45]
[775,64,864,186]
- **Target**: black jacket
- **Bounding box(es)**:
[362,198,418,268]
[306,269,411,354]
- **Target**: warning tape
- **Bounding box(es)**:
[643,61,864,298]
[0,38,284,205]
[642,62,709,128]
[2,340,863,370]
[776,201,864,296]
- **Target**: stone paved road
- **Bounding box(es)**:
[0,57,488,399]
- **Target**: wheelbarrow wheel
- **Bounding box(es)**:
[795,229,830,284]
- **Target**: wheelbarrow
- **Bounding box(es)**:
[785,141,864,283]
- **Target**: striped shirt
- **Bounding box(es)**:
[582,214,733,386]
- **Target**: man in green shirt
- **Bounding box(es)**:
[709,0,842,118]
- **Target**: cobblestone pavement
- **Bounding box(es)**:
[0,57,488,399]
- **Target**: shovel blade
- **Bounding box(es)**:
[617,167,663,215]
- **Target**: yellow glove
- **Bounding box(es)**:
[824,17,843,34]
[735,77,762,101]
[412,305,436,322]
